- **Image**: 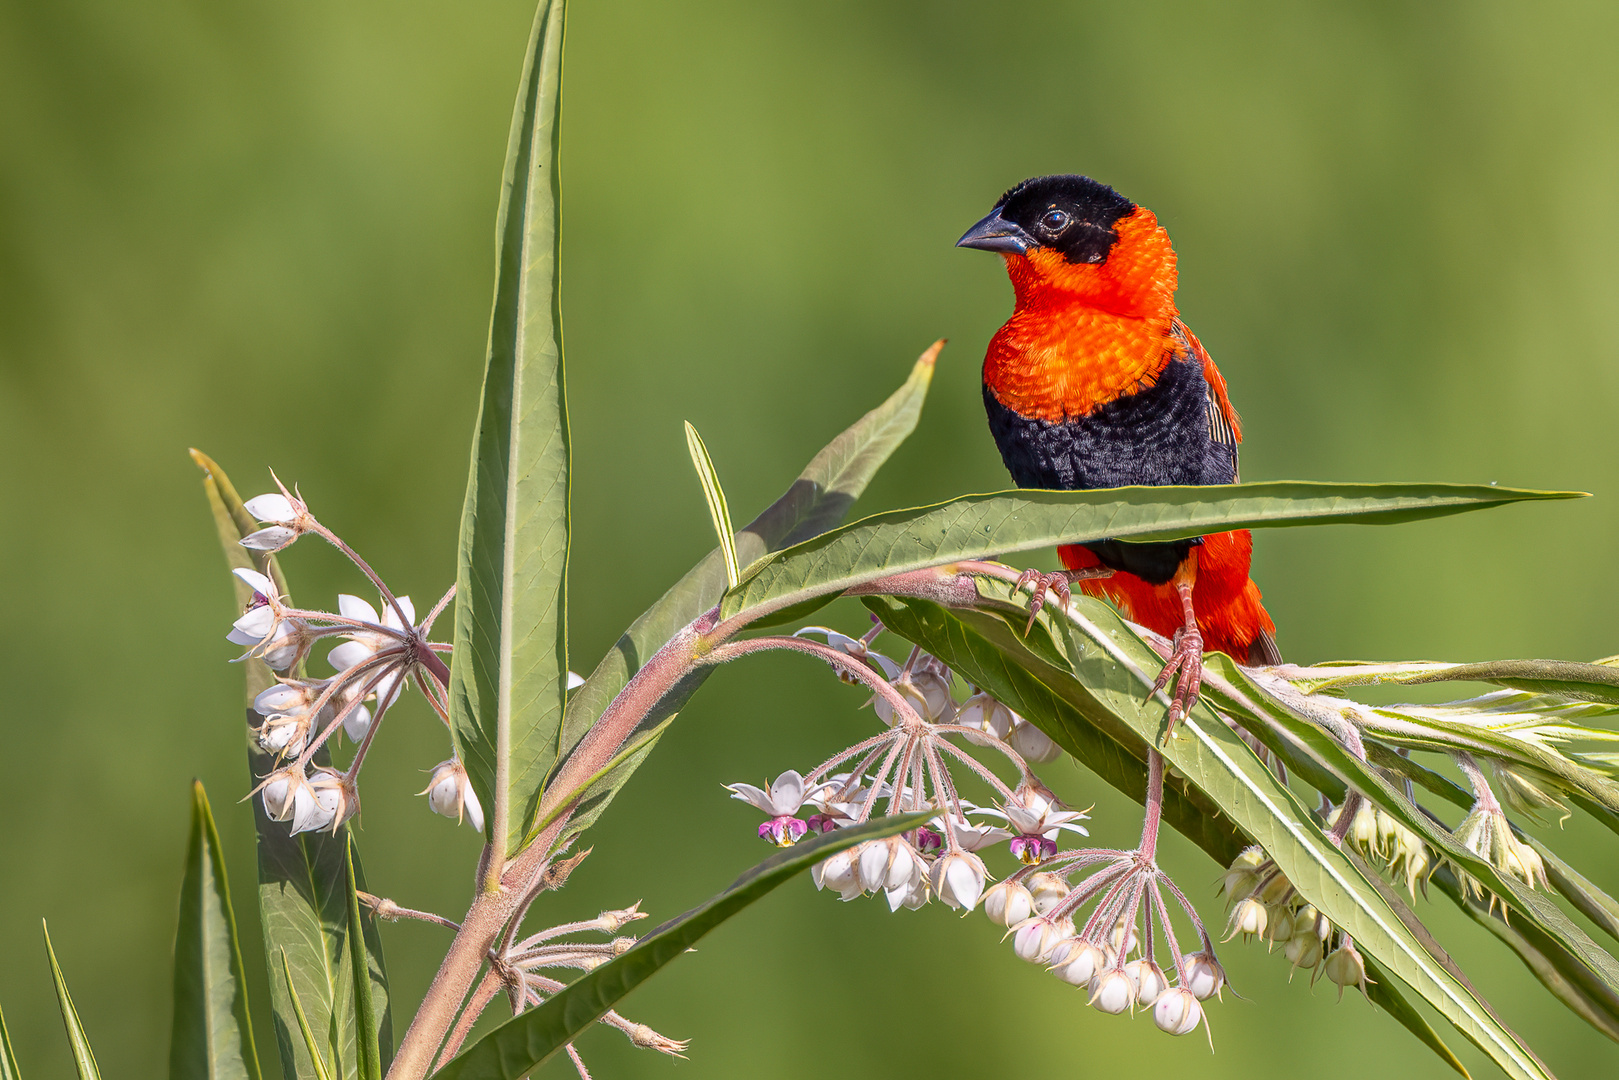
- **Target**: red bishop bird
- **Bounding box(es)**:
[957,174,1280,725]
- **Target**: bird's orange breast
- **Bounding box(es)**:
[983,208,1182,424]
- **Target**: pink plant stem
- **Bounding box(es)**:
[1139,749,1165,863]
[434,967,503,1070]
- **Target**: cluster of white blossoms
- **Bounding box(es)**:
[222,482,481,836]
[723,621,1222,1038]
[1220,846,1368,999]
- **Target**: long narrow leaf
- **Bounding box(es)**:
[193,452,393,1080]
[344,840,383,1080]
[874,592,1551,1080]
[1363,956,1472,1078]
[279,953,333,1080]
[171,780,262,1080]
[0,1001,22,1080]
[721,483,1579,626]
[683,422,740,588]
[448,0,572,859]
[436,813,930,1079]
[541,342,940,842]
[43,924,100,1080]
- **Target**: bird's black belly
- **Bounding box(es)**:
[984,353,1234,586]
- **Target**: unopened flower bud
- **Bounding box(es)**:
[1256,870,1291,906]
[255,712,309,756]
[983,881,1034,927]
[1027,872,1070,915]
[1184,950,1226,1000]
[1222,846,1265,900]
[930,852,987,911]
[1109,916,1138,956]
[857,841,894,893]
[260,767,306,822]
[1009,718,1061,764]
[298,767,355,835]
[1284,932,1323,971]
[815,851,859,896]
[957,692,1013,746]
[1012,916,1070,963]
[1227,898,1267,940]
[420,759,484,833]
[1152,988,1203,1035]
[1267,905,1294,945]
[1051,940,1107,987]
[1127,958,1169,1005]
[1090,969,1134,1014]
[1324,942,1368,1000]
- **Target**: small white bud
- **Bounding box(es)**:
[1127,959,1169,1006]
[1090,969,1134,1014]
[343,704,373,744]
[1008,719,1061,764]
[1324,942,1368,1000]
[857,841,893,893]
[1152,988,1203,1036]
[983,881,1033,927]
[1012,916,1069,963]
[260,768,303,821]
[1051,940,1107,987]
[1183,950,1226,1000]
[1027,872,1070,915]
[957,692,1013,746]
[1227,898,1267,940]
[1284,932,1323,971]
[817,851,858,894]
[1109,915,1138,956]
[420,759,482,832]
[243,493,298,523]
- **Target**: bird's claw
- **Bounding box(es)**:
[1148,625,1204,735]
[1014,569,1073,633]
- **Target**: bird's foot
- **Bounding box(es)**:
[1149,624,1204,733]
[1012,567,1110,633]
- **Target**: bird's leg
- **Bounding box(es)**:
[1013,566,1111,633]
[1148,553,1203,732]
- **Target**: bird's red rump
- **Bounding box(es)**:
[1059,531,1275,660]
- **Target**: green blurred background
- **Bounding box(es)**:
[3,0,1618,1075]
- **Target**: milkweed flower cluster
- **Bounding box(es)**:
[221,479,474,836]
[1219,845,1368,999]
[721,620,1223,1038]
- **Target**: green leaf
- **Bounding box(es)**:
[42,924,100,1080]
[344,840,383,1080]
[0,1000,23,1080]
[193,452,394,1080]
[539,343,939,840]
[1363,955,1472,1078]
[171,780,263,1080]
[436,813,930,1079]
[1290,659,1619,707]
[873,589,1551,1080]
[683,422,740,589]
[448,0,572,859]
[278,953,333,1080]
[721,482,1580,626]
[1205,656,1619,993]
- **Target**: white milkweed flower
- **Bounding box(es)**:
[297,767,356,836]
[1127,958,1169,1006]
[1152,987,1204,1035]
[227,569,308,671]
[929,852,987,911]
[940,813,1011,854]
[793,626,902,682]
[812,850,862,900]
[328,593,416,709]
[260,767,310,823]
[1226,897,1268,940]
[1324,941,1369,1000]
[1026,872,1070,915]
[1000,790,1090,863]
[420,758,484,832]
[726,770,811,846]
[240,491,311,552]
[1011,916,1072,963]
[1050,939,1107,987]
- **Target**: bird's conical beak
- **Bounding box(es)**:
[956,209,1035,254]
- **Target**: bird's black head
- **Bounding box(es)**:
[956,175,1136,264]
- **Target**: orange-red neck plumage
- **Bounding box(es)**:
[984,208,1183,424]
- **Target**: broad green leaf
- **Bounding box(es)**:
[720,483,1579,626]
[683,422,740,589]
[193,452,394,1080]
[538,343,939,838]
[1206,657,1619,992]
[171,780,262,1080]
[448,0,572,859]
[344,840,382,1080]
[872,590,1551,1080]
[436,813,930,1080]
[1363,955,1472,1078]
[279,953,333,1080]
[0,1000,22,1080]
[43,924,100,1080]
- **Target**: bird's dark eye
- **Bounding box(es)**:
[1040,209,1070,231]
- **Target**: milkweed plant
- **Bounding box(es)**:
[8,4,1619,1080]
